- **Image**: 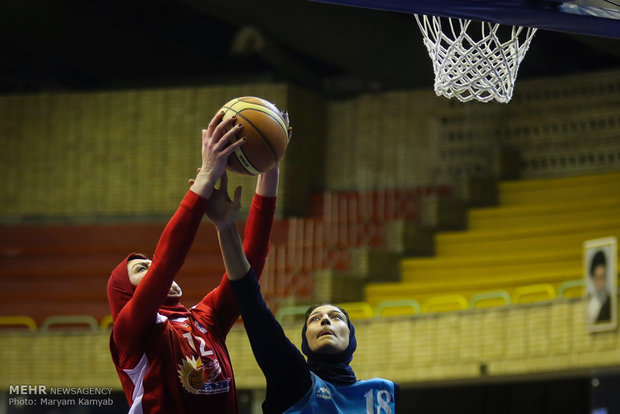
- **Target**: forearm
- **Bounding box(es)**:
[230,271,310,388]
[218,222,251,281]
[189,172,217,200]
[255,166,279,197]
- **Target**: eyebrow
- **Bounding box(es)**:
[308,310,345,320]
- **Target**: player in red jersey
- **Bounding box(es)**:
[107,109,287,413]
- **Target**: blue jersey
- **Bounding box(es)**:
[229,274,399,414]
[285,372,396,414]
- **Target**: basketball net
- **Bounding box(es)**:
[415,15,537,103]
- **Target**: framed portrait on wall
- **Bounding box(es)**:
[584,237,617,332]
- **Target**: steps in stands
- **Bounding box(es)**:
[365,171,620,308]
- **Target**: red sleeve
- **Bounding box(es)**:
[196,193,276,337]
[243,194,277,278]
[113,190,208,367]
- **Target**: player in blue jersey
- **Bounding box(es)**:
[206,173,399,413]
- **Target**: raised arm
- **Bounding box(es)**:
[112,112,244,363]
[207,175,311,412]
[207,173,251,283]
[241,108,288,276]
[243,166,278,276]
[196,154,280,334]
[196,109,289,335]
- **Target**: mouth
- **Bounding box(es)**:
[318,330,335,338]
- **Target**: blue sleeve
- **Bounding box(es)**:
[230,270,312,413]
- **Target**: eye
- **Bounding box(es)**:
[137,265,147,272]
[331,314,343,320]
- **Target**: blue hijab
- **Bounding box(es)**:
[300,306,357,385]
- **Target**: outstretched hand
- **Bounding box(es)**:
[281,109,293,142]
[206,172,242,229]
[189,111,245,200]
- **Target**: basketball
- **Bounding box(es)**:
[218,96,289,175]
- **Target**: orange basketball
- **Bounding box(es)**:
[219,96,289,175]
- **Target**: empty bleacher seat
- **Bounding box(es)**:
[364,171,620,313]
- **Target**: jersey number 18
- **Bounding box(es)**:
[364,389,392,414]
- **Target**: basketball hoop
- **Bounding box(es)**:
[415,15,537,103]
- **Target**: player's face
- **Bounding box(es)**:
[127,258,182,297]
[592,264,607,293]
[305,305,350,354]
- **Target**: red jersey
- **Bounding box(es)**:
[107,190,275,413]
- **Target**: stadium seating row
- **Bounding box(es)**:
[365,171,620,308]
[0,278,585,332]
[0,185,451,325]
[276,278,586,322]
[2,172,617,328]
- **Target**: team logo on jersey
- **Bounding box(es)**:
[177,356,229,395]
[316,387,332,400]
[193,320,208,334]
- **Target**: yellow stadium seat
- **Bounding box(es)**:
[0,316,37,332]
[470,290,511,309]
[100,314,114,330]
[336,302,374,320]
[512,284,556,304]
[422,295,468,313]
[40,315,99,331]
[558,279,586,298]
[375,299,421,318]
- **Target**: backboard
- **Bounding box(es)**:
[309,0,620,39]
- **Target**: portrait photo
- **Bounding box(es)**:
[584,237,617,332]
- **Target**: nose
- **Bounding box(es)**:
[320,315,331,325]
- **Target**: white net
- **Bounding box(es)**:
[415,15,537,103]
